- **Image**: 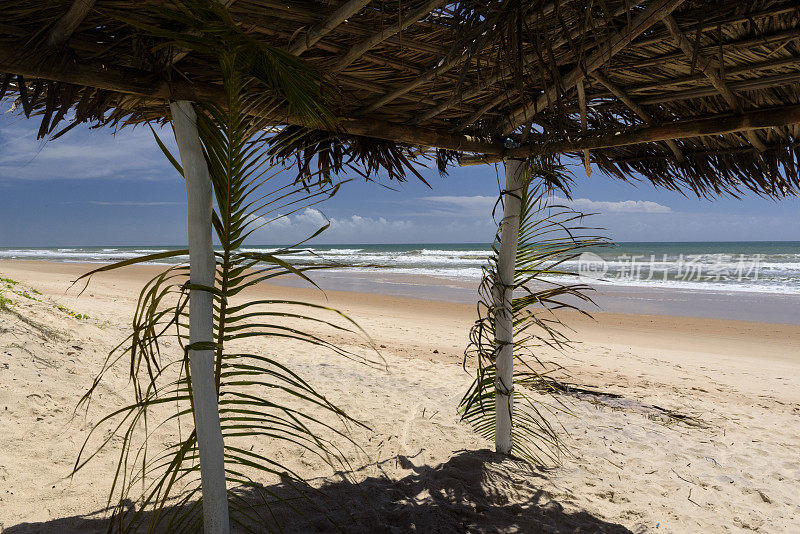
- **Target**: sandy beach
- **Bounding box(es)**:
[1,260,799,533]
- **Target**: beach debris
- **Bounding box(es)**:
[551,382,706,428]
[687,488,701,507]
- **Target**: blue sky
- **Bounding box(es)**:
[0,110,798,246]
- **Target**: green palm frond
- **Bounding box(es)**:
[117,0,337,129]
[459,164,611,464]
[112,0,447,185]
[74,50,380,533]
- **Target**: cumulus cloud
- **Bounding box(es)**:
[250,208,416,243]
[552,195,672,213]
[421,194,671,215]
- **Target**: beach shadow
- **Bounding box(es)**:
[5,449,632,533]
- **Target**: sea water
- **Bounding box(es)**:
[2,242,798,295]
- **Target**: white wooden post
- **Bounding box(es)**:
[170,101,230,534]
[494,158,525,455]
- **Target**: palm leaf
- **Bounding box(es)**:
[459,163,612,464]
[117,0,337,129]
[74,47,381,533]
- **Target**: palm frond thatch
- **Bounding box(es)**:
[1,1,798,197]
[265,125,430,185]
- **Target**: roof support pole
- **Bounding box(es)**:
[494,158,525,455]
[170,101,230,534]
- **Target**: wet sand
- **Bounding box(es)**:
[267,269,800,325]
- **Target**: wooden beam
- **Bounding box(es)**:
[47,0,96,47]
[588,55,800,102]
[364,2,563,114]
[628,27,800,69]
[633,4,800,49]
[576,80,591,174]
[231,8,454,59]
[339,112,498,153]
[455,1,647,129]
[11,14,434,79]
[415,65,516,125]
[242,21,429,74]
[361,51,465,113]
[250,0,450,57]
[636,71,800,106]
[330,0,447,72]
[337,74,439,106]
[289,0,372,56]
[591,70,685,161]
[539,103,798,153]
[560,68,800,116]
[374,31,445,56]
[502,0,687,134]
[465,104,800,164]
[0,47,504,155]
[662,14,766,152]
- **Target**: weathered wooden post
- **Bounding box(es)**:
[170,101,230,534]
[494,158,525,454]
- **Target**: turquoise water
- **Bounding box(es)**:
[1,241,799,295]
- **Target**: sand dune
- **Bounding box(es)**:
[1,261,798,533]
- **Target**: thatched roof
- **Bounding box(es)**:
[1,0,799,196]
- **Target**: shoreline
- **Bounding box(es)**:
[267,269,800,325]
[3,258,799,325]
[1,259,798,362]
[2,241,798,303]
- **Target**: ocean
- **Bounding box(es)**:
[1,241,799,295]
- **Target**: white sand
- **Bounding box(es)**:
[1,261,799,533]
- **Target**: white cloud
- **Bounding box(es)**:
[250,208,416,243]
[0,122,177,181]
[249,204,800,244]
[421,194,672,215]
[553,195,672,213]
[293,208,329,227]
